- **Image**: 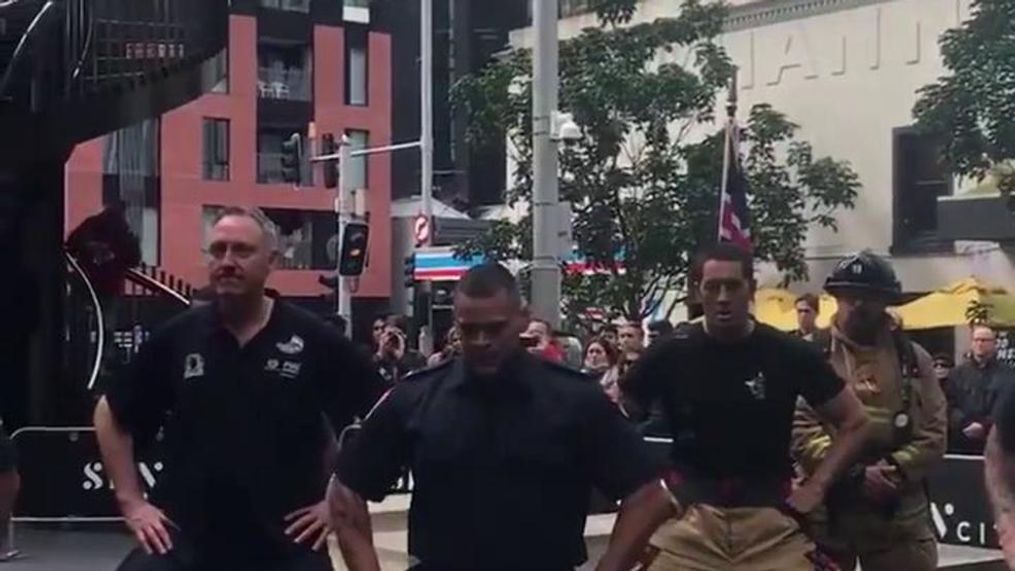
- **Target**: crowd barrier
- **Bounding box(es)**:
[6,428,1000,550]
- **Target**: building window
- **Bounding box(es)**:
[257,42,312,101]
[257,127,313,185]
[559,0,593,17]
[203,206,336,270]
[103,118,161,266]
[346,130,369,190]
[528,0,592,21]
[893,128,953,252]
[260,0,310,13]
[210,48,229,94]
[345,27,368,106]
[202,119,230,181]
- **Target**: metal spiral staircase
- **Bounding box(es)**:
[0,0,228,427]
[0,0,229,159]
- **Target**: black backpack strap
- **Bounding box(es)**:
[819,330,833,359]
[890,330,918,412]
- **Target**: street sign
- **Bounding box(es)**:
[414,214,431,246]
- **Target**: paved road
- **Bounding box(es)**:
[4,515,1006,571]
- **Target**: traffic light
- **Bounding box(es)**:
[338,222,370,276]
[403,254,416,288]
[280,133,303,184]
[321,133,338,189]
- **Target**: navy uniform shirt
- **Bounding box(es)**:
[336,352,658,571]
[105,300,384,561]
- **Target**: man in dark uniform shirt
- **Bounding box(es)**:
[328,263,669,571]
[986,379,1015,567]
[618,243,869,570]
[94,206,384,571]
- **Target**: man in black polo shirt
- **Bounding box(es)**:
[94,206,383,571]
[327,263,669,571]
[618,243,870,570]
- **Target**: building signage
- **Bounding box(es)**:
[928,455,998,548]
[12,428,164,520]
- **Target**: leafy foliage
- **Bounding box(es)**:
[453,0,859,325]
[913,0,1015,194]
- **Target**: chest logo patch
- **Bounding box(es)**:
[276,335,305,355]
[744,371,767,400]
[280,361,302,379]
[265,358,280,372]
[183,353,205,380]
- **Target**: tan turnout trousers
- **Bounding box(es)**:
[641,504,821,571]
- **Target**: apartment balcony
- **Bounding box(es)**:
[257,67,311,101]
[260,0,311,13]
[344,0,370,24]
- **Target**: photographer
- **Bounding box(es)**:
[521,318,565,363]
[374,315,426,384]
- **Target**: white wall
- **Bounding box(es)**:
[510,0,1015,294]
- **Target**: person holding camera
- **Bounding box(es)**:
[521,318,565,363]
[373,315,426,385]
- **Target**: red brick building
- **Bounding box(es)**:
[65,5,393,320]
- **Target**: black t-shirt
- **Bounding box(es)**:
[336,353,658,571]
[624,322,844,480]
[105,300,384,561]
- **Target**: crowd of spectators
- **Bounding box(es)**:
[364,298,1015,459]
[371,309,677,427]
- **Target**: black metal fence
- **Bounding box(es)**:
[62,258,193,415]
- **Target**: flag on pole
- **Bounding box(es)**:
[717,120,752,251]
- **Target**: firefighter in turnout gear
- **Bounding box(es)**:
[792,251,947,571]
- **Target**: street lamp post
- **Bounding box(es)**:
[417,0,435,350]
[531,0,562,326]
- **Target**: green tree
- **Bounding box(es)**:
[453,0,860,325]
[913,0,1015,193]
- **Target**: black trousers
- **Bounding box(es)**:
[116,530,333,571]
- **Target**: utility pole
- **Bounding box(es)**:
[531,0,561,326]
[336,136,353,323]
[417,0,435,352]
[420,0,434,225]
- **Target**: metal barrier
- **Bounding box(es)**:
[5,428,997,551]
[7,426,166,550]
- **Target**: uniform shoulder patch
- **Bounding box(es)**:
[401,357,454,383]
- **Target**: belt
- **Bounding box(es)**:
[410,564,572,571]
[664,469,792,508]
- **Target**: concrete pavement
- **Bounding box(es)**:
[4,495,1007,570]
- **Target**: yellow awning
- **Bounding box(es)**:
[895,277,1015,329]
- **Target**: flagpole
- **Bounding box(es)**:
[718,71,738,242]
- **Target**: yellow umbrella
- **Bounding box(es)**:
[894,277,1015,330]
